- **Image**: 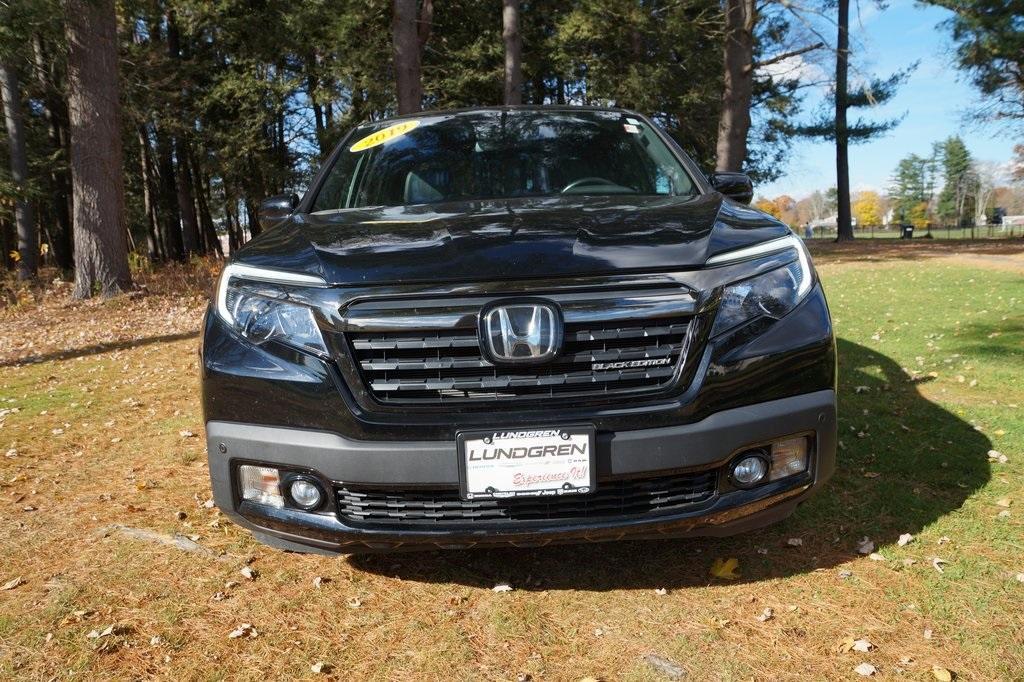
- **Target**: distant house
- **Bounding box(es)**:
[809,215,857,230]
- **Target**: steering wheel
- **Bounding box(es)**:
[561,177,617,193]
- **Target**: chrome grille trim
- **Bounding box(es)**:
[336,286,698,407]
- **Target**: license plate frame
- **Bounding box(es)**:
[457,425,596,500]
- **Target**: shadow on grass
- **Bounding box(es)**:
[0,331,199,368]
[349,339,991,590]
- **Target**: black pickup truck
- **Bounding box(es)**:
[201,106,836,554]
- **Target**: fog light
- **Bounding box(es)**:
[286,477,325,511]
[770,436,809,480]
[239,465,284,508]
[730,452,769,488]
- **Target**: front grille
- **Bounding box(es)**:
[335,471,717,527]
[346,317,691,405]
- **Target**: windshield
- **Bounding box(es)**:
[310,109,696,212]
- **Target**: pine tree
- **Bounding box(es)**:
[937,136,975,229]
[65,0,131,297]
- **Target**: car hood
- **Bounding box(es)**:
[234,193,790,286]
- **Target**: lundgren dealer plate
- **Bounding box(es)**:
[457,426,596,500]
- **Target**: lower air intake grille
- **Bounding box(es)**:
[335,471,717,527]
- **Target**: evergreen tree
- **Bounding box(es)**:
[937,136,976,228]
[889,154,929,223]
[920,0,1024,128]
[794,0,913,241]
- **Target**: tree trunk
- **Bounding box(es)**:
[175,137,202,256]
[244,198,260,239]
[32,35,74,274]
[192,155,222,257]
[154,123,183,260]
[393,0,423,114]
[502,0,523,105]
[65,0,131,297]
[835,0,853,241]
[0,62,38,280]
[138,125,161,261]
[714,0,756,173]
[225,200,240,254]
[306,53,327,157]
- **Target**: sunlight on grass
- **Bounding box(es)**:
[0,252,1021,679]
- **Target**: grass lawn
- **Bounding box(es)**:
[0,243,1022,680]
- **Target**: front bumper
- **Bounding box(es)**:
[206,389,836,553]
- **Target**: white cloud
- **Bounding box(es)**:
[756,53,828,85]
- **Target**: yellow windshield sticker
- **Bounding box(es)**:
[349,120,421,152]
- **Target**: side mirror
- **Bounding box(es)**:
[708,172,754,205]
[258,193,299,231]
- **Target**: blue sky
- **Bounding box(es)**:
[758,0,1014,199]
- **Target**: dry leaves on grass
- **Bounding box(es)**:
[837,637,875,654]
[1,576,25,590]
[227,623,258,639]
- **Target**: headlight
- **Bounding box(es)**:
[709,235,813,336]
[215,263,328,354]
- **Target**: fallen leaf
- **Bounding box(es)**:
[310,662,332,674]
[995,497,1012,508]
[757,607,774,622]
[313,576,330,589]
[868,553,886,562]
[854,662,877,676]
[240,566,257,581]
[923,628,933,640]
[856,537,875,555]
[227,623,257,639]
[786,537,803,547]
[988,450,1008,463]
[709,557,740,580]
[931,557,947,573]
[1,576,25,591]
[347,597,362,608]
[654,588,667,596]
[852,639,874,653]
[897,533,914,546]
[492,583,513,592]
[179,429,196,438]
[931,665,953,681]
[863,471,880,479]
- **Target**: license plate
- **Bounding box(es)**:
[457,426,596,500]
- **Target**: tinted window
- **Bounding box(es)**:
[311,110,696,211]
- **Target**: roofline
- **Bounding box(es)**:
[356,104,645,128]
